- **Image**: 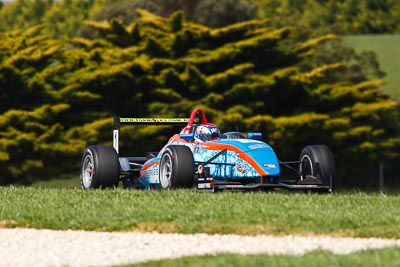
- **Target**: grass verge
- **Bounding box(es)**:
[31,174,80,189]
[118,247,400,267]
[0,187,399,238]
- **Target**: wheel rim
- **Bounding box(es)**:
[160,153,172,189]
[300,155,313,180]
[82,154,94,188]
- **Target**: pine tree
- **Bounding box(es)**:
[0,10,399,187]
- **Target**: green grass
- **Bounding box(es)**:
[1,187,399,238]
[119,248,400,267]
[343,34,400,101]
[31,174,80,189]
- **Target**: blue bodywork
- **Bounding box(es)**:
[138,136,280,188]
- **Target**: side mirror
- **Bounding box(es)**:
[248,132,262,140]
[119,157,131,171]
[180,133,194,141]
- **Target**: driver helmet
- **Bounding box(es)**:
[194,124,220,142]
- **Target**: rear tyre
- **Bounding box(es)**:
[299,145,335,191]
[159,145,194,189]
[80,145,120,190]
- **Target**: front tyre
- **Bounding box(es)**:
[80,145,120,190]
[159,145,194,189]
[299,145,335,191]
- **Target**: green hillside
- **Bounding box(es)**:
[343,34,400,101]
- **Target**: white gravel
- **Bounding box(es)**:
[0,228,399,267]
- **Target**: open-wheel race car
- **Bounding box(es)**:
[80,108,335,192]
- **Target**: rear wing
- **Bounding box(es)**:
[113,117,189,154]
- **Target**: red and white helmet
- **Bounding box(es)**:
[194,124,220,142]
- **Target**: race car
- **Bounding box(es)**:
[80,108,335,192]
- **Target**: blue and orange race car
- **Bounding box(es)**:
[80,108,335,192]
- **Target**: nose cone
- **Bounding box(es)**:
[246,148,280,176]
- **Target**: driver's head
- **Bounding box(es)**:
[194,124,220,142]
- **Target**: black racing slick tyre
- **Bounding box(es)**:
[159,145,194,189]
[80,145,119,190]
[299,145,335,191]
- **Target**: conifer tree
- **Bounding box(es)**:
[0,10,399,187]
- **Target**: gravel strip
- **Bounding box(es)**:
[1,228,399,267]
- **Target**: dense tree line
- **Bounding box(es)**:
[252,0,400,36]
[0,0,258,39]
[2,0,400,40]
[0,10,399,187]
